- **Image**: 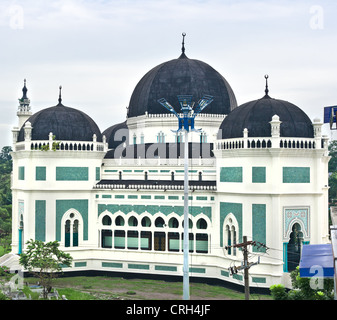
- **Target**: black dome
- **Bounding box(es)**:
[219,94,314,139]
[128,53,237,117]
[17,103,103,142]
[102,121,128,149]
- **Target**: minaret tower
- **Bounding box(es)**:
[17,79,32,128]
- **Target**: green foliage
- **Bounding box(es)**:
[39,136,60,151]
[270,267,334,300]
[0,265,11,280]
[328,140,337,173]
[269,284,288,300]
[19,239,73,299]
[0,146,12,254]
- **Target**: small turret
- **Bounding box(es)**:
[17,79,32,127]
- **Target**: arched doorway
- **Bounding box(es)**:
[287,223,303,272]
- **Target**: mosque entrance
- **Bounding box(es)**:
[287,223,303,272]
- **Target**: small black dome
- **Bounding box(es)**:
[17,103,102,142]
[102,121,128,149]
[128,53,237,117]
[218,95,314,139]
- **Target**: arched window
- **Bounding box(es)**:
[64,212,80,247]
[287,223,303,272]
[224,216,238,256]
[102,215,112,226]
[141,216,151,227]
[155,217,165,228]
[128,216,138,227]
[168,217,179,228]
[115,215,125,226]
[196,218,207,229]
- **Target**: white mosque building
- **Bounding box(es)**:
[8,37,330,291]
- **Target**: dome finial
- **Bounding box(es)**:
[264,74,270,97]
[58,85,62,105]
[22,78,28,99]
[182,32,186,54]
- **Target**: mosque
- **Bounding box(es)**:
[9,35,330,290]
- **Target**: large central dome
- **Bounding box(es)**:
[127,45,237,117]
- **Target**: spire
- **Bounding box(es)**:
[17,79,32,127]
[182,32,186,54]
[58,85,62,105]
[22,79,28,99]
[18,78,30,109]
[179,32,188,59]
[264,74,270,98]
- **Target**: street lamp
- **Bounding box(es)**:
[158,94,213,300]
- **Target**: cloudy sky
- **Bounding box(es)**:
[1,0,337,148]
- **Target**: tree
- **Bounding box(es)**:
[19,240,72,299]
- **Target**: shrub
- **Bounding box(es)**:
[270,284,288,300]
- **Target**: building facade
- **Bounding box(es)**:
[10,43,330,290]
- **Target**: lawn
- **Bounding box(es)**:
[44,276,271,300]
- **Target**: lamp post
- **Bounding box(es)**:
[158,94,213,300]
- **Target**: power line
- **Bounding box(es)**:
[224,235,261,300]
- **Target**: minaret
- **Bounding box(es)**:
[17,79,32,128]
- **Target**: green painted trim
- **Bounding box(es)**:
[252,277,266,283]
[233,274,243,281]
[35,200,46,241]
[168,196,179,200]
[283,167,310,183]
[18,166,25,180]
[189,267,206,274]
[220,167,242,182]
[56,167,88,181]
[102,195,112,198]
[141,195,151,199]
[36,166,46,181]
[98,204,212,220]
[220,202,242,247]
[115,195,125,199]
[252,204,266,253]
[128,195,138,199]
[154,196,165,200]
[102,262,123,268]
[196,196,207,201]
[56,199,88,241]
[74,262,87,267]
[155,265,177,272]
[221,270,229,277]
[96,167,100,180]
[252,167,266,183]
[283,242,288,272]
[128,264,150,270]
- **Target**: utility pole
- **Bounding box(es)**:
[243,236,250,300]
[226,236,261,300]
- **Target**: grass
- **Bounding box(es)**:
[6,275,272,300]
[48,276,271,300]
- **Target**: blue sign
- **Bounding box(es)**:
[324,106,337,129]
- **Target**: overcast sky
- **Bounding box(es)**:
[1,0,337,148]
